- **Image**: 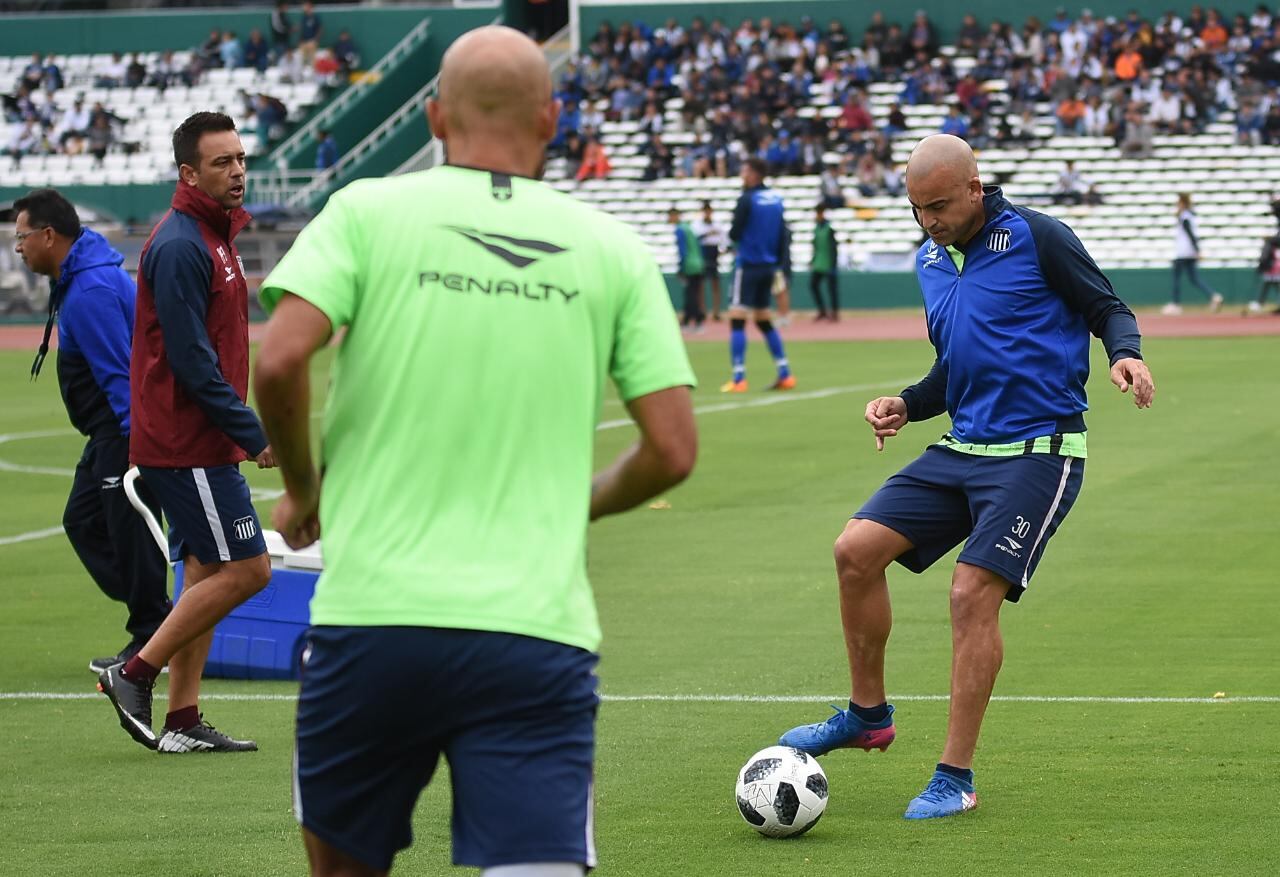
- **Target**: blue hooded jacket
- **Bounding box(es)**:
[51,229,136,438]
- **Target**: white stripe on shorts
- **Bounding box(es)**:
[192,467,231,562]
[292,746,304,824]
[585,779,597,868]
[730,268,743,309]
[1022,457,1073,589]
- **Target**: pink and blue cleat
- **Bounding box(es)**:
[778,703,896,756]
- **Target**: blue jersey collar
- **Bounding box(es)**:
[952,186,1010,252]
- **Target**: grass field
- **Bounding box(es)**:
[1,336,1277,876]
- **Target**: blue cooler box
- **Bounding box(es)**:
[173,532,322,680]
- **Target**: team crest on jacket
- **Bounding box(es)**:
[986,228,1012,252]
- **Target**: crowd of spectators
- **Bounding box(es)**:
[2,0,359,167]
[549,5,1280,192]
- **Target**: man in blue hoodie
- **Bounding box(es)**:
[15,188,170,674]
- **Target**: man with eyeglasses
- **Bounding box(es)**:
[14,187,171,674]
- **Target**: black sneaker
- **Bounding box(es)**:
[88,639,145,675]
[157,716,258,753]
[97,664,157,750]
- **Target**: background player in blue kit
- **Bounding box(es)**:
[779,134,1156,819]
[722,157,794,393]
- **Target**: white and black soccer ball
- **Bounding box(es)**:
[734,745,829,838]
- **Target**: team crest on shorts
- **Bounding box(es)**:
[232,516,258,541]
[986,228,1012,252]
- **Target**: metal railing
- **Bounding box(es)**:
[265,16,432,169]
[543,23,574,73]
[392,137,444,176]
[391,23,574,178]
[283,72,439,207]
[246,167,332,206]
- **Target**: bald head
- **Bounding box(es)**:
[905,135,985,248]
[436,26,552,138]
[905,134,978,190]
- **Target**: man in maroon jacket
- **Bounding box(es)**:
[98,111,276,753]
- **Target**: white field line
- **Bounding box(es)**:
[1,692,1276,705]
[0,526,65,546]
[596,379,911,431]
[0,428,78,477]
[1,381,902,545]
[0,459,75,476]
[0,428,281,544]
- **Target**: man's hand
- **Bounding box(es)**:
[272,482,320,549]
[865,396,909,450]
[255,445,277,469]
[1110,358,1155,408]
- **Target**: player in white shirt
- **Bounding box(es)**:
[1164,193,1224,314]
[690,200,728,320]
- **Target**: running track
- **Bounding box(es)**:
[2,309,1278,350]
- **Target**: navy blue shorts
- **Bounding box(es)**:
[700,245,720,278]
[294,626,600,871]
[731,265,776,310]
[854,446,1085,601]
[137,464,266,565]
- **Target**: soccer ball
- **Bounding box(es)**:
[734,745,828,837]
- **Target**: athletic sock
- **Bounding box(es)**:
[849,700,891,724]
[165,705,200,733]
[730,319,747,382]
[121,655,161,683]
[937,762,975,785]
[762,327,790,379]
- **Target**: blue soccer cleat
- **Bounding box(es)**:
[903,770,979,820]
[778,703,896,756]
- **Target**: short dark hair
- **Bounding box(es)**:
[13,188,81,238]
[173,111,237,169]
[745,156,768,178]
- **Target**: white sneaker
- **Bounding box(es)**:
[1246,301,1263,314]
[776,315,791,328]
[1160,302,1183,315]
[1209,292,1224,312]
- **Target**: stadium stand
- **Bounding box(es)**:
[2,3,1277,304]
[541,8,1280,274]
[1,48,327,188]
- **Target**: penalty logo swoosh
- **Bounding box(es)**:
[445,226,568,269]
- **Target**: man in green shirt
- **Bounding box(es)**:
[669,206,706,331]
[254,26,697,877]
[811,204,841,320]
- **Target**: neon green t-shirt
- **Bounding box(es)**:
[259,165,696,652]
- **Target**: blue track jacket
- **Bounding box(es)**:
[900,187,1142,444]
[729,184,788,267]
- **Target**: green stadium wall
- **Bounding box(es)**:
[664,267,1261,310]
[0,2,469,59]
[578,0,1184,45]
